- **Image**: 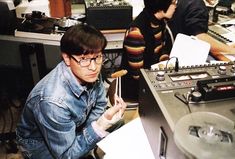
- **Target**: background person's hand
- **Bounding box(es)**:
[230,43,235,48]
[164,1,177,19]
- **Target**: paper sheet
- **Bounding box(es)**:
[218,19,235,44]
[223,54,235,61]
[170,33,210,67]
[220,19,235,25]
[97,117,155,159]
[222,31,235,44]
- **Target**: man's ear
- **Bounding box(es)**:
[62,53,70,66]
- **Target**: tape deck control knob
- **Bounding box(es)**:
[191,91,202,102]
[218,65,226,75]
[156,71,165,81]
[231,65,235,73]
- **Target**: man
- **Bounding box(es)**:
[166,0,235,60]
[121,0,177,100]
[16,24,126,159]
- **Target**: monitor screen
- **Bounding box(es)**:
[219,0,233,7]
[14,0,22,7]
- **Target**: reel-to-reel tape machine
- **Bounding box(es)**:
[174,112,235,159]
[138,62,235,159]
[84,0,132,30]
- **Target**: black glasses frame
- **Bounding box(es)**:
[70,54,104,67]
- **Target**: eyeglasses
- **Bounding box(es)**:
[70,54,104,67]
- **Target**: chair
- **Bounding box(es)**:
[106,78,139,127]
[106,77,139,110]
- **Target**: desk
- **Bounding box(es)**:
[208,15,235,61]
[0,28,125,84]
[0,34,61,70]
[14,29,126,51]
[2,28,126,64]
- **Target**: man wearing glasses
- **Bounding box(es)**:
[16,24,127,159]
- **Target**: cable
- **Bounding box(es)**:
[164,19,174,46]
[175,58,179,72]
[165,56,179,72]
[8,108,14,136]
[174,92,188,105]
[0,111,6,138]
[163,19,179,72]
[174,92,192,114]
[0,90,19,154]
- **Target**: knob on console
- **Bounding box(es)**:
[156,71,165,81]
[218,65,226,75]
[231,65,235,73]
[191,91,202,102]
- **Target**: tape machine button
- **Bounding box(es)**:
[218,65,227,75]
[191,91,202,102]
[156,71,165,81]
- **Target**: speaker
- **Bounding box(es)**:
[85,1,132,30]
[0,1,17,35]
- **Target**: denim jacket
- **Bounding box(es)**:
[16,61,108,159]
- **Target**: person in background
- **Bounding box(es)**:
[49,0,71,18]
[121,0,177,100]
[16,24,126,159]
[166,0,235,61]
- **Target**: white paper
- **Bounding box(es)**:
[220,19,235,25]
[170,33,210,67]
[223,54,235,61]
[125,0,144,18]
[97,117,155,159]
[222,31,235,43]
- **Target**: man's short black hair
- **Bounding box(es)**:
[60,24,107,56]
[144,0,172,14]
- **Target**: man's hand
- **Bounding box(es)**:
[104,94,126,120]
[204,0,218,7]
[230,43,235,48]
[96,95,127,130]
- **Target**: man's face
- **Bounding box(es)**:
[62,52,103,84]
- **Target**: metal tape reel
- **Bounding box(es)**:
[174,112,235,159]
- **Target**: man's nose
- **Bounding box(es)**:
[88,59,97,70]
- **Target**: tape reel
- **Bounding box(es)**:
[174,112,235,159]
